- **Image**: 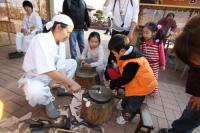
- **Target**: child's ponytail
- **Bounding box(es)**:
[154,28,165,45]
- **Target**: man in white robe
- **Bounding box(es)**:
[18,14,81,119]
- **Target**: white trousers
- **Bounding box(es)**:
[15,33,35,52]
[18,59,77,107]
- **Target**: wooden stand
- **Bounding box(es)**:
[81,95,114,125]
[75,68,100,89]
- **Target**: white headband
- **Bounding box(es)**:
[45,14,74,30]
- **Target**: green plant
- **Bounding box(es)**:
[94,10,104,22]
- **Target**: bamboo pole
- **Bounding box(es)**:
[46,0,51,20]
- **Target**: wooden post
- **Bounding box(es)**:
[5,0,12,45]
[138,6,144,26]
[49,0,54,19]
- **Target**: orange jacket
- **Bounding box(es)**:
[118,57,157,96]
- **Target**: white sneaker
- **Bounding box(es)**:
[116,115,128,125]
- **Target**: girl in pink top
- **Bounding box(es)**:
[80,32,105,82]
[140,22,166,95]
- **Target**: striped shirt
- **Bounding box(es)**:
[140,39,166,66]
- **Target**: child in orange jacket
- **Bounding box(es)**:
[108,34,157,124]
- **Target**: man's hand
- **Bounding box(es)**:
[128,31,133,42]
[45,70,81,93]
[66,80,81,93]
[21,28,26,33]
[128,22,137,42]
[30,25,36,32]
[21,29,29,35]
[190,96,200,111]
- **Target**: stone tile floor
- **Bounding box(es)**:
[0,29,199,133]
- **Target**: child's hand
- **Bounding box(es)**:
[82,63,91,68]
[190,96,200,111]
[80,60,86,67]
[109,80,116,90]
[112,89,118,96]
[160,66,165,71]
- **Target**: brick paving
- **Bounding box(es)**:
[0,29,199,133]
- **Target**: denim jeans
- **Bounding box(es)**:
[69,29,85,59]
[121,96,145,120]
[171,102,200,133]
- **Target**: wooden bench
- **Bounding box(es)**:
[134,103,154,133]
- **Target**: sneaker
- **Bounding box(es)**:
[8,52,24,59]
[45,102,59,119]
[8,51,18,56]
[116,115,128,125]
[158,128,173,133]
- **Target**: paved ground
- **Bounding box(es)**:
[0,29,199,133]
